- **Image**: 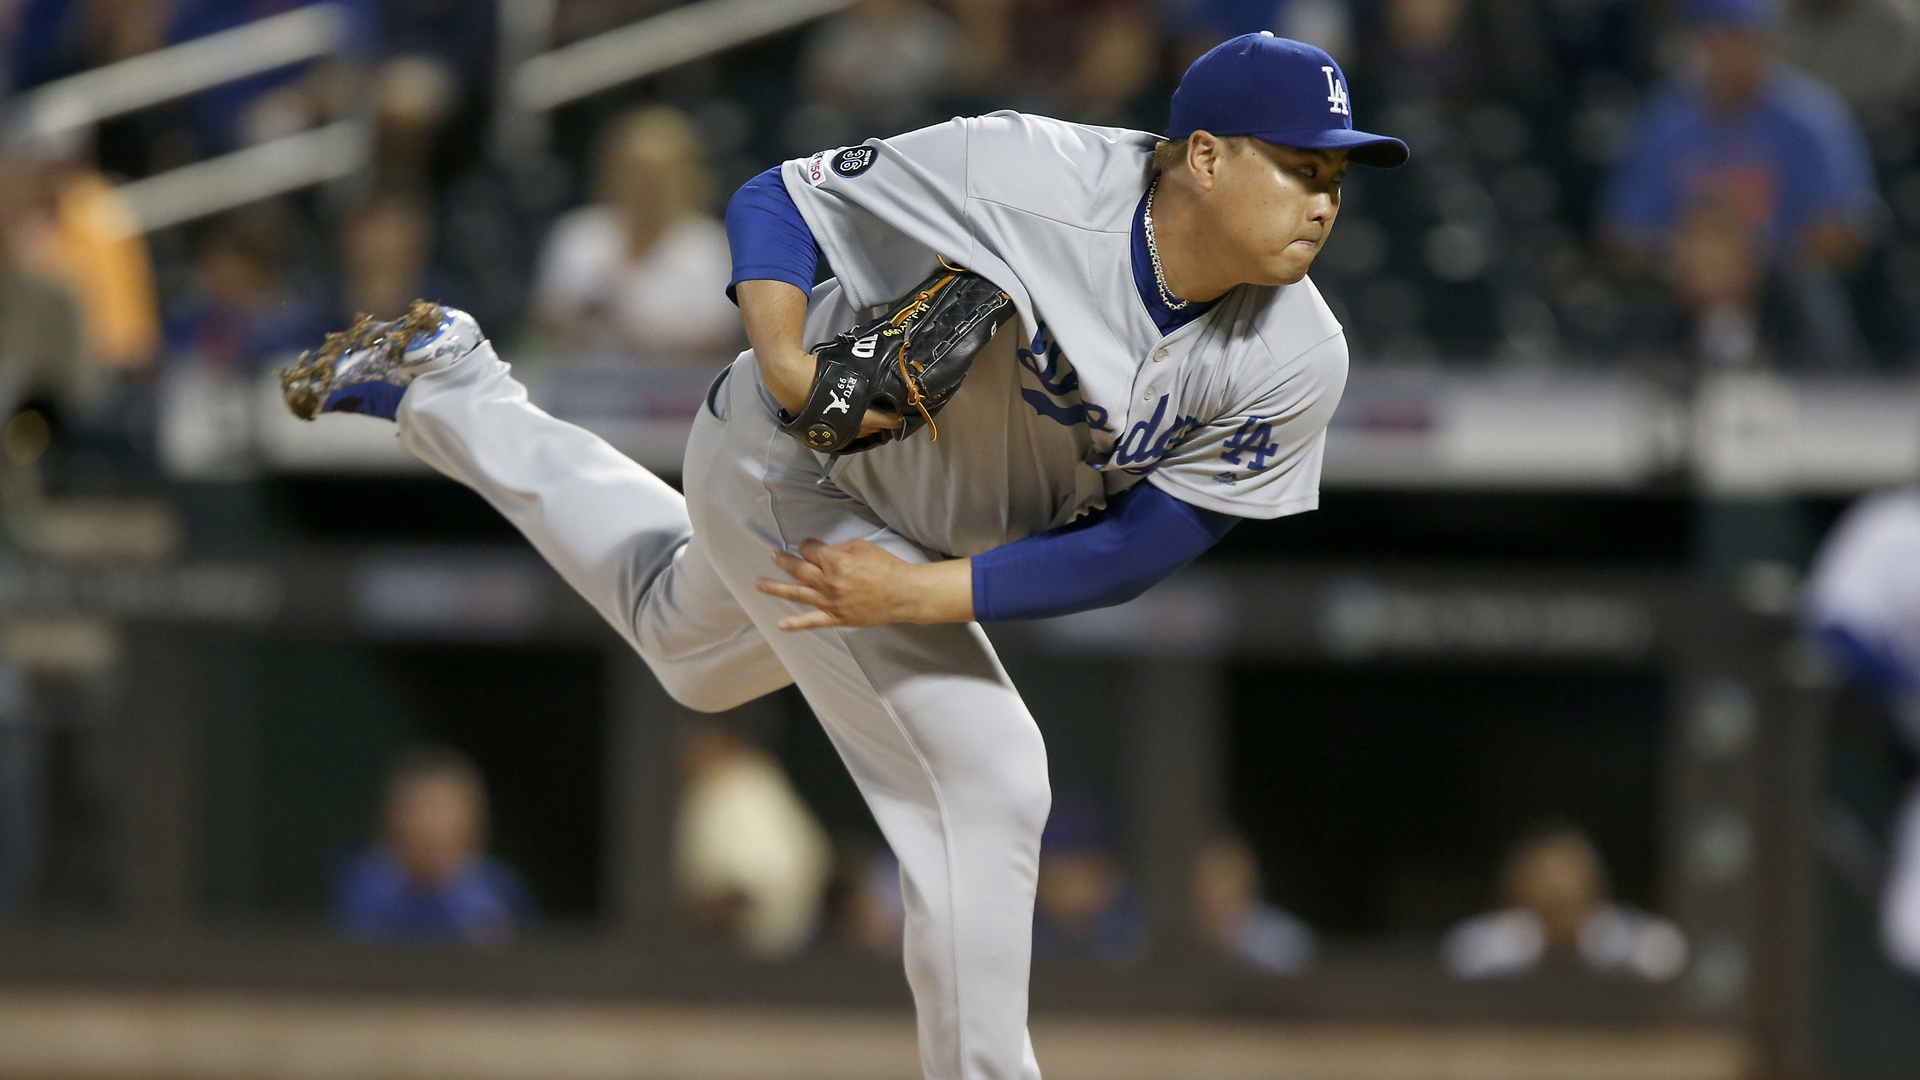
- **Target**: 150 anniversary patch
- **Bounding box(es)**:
[805,145,880,184]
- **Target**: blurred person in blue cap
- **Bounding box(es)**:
[1805,488,1920,976]
[284,29,1402,1080]
[335,744,535,947]
[1031,794,1146,966]
[1602,0,1875,367]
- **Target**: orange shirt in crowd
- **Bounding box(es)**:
[28,168,160,369]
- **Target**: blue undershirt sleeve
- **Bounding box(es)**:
[726,166,823,304]
[970,484,1241,622]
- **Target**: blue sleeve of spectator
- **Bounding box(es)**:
[1811,97,1876,220]
[1601,91,1688,240]
[726,166,823,304]
[971,484,1240,622]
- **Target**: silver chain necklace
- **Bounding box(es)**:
[1143,176,1189,311]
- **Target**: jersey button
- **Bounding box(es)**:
[1143,388,1156,400]
[1152,348,1168,362]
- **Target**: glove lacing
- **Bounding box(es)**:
[886,267,963,441]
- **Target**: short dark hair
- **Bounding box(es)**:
[1152,134,1258,172]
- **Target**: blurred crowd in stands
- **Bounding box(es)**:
[3,0,1920,446]
[323,720,1685,984]
[0,0,1908,979]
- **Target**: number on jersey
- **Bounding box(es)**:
[1220,416,1280,471]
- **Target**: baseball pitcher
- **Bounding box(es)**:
[281,34,1406,1080]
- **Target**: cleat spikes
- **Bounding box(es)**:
[279,300,464,422]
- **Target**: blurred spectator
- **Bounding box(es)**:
[1167,0,1354,70]
[1804,486,1920,975]
[14,156,160,371]
[799,0,955,137]
[829,844,906,957]
[1669,195,1767,366]
[1781,0,1920,115]
[165,0,375,153]
[1032,795,1146,966]
[378,0,495,106]
[374,1,495,184]
[335,744,536,946]
[1359,0,1486,105]
[945,0,1156,123]
[6,0,171,90]
[1191,834,1315,974]
[1442,826,1687,981]
[675,717,832,958]
[946,0,1015,97]
[1167,0,1351,67]
[163,205,325,372]
[340,191,457,322]
[372,54,463,191]
[1601,0,1875,367]
[0,157,93,420]
[1020,0,1158,122]
[530,106,739,364]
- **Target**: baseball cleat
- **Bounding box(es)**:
[280,299,484,421]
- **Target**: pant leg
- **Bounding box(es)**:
[685,362,1049,1080]
[396,341,792,712]
[401,343,1050,1080]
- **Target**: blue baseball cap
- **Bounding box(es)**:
[1168,33,1409,168]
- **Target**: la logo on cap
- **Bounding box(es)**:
[1322,67,1350,116]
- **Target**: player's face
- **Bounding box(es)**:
[1213,141,1347,286]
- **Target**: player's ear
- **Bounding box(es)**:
[1186,131,1222,191]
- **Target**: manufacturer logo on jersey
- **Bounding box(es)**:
[1322,67,1350,116]
[832,146,876,177]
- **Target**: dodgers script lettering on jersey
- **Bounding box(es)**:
[784,111,1349,531]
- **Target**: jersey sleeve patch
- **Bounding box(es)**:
[831,146,877,177]
[801,145,880,186]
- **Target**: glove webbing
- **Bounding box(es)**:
[887,270,960,440]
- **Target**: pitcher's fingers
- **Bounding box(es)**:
[755,577,830,609]
[772,548,828,586]
[859,409,904,437]
[777,609,842,631]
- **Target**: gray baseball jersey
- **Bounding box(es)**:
[782,110,1348,558]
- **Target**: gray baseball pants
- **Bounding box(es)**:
[397,337,1049,1080]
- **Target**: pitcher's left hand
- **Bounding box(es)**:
[755,539,974,630]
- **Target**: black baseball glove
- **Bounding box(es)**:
[779,266,1015,454]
